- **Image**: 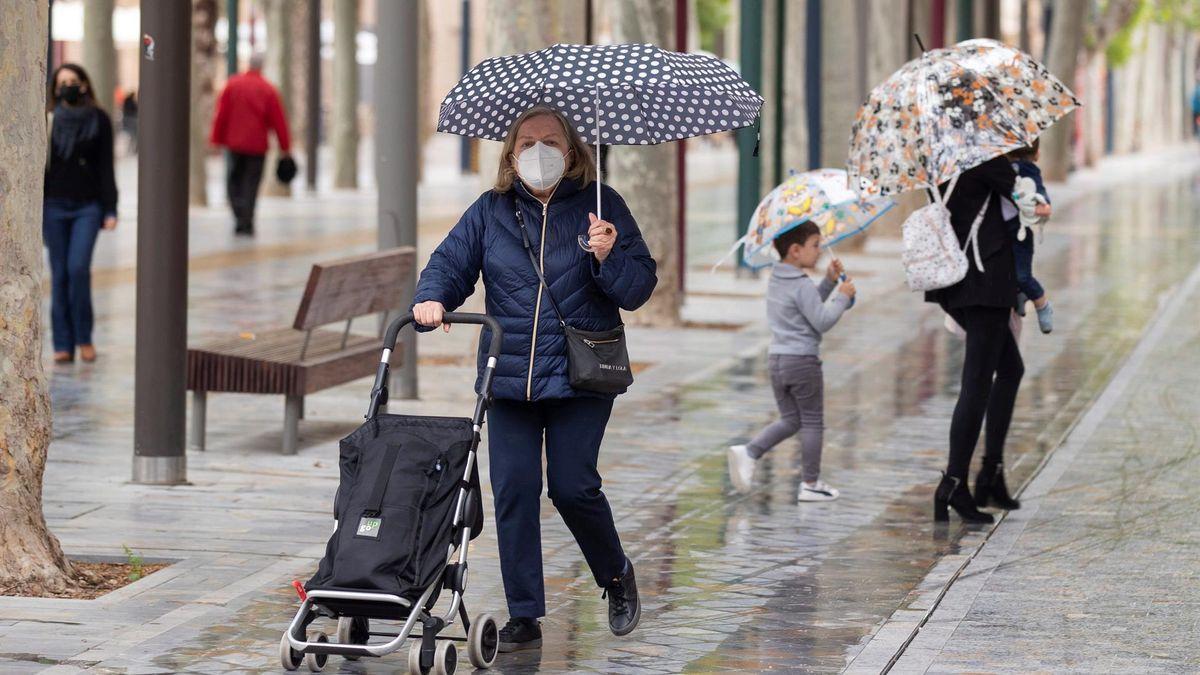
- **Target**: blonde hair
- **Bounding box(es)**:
[494,105,596,192]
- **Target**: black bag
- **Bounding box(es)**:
[305,414,482,613]
[276,155,297,184]
[515,206,634,394]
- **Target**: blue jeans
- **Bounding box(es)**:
[1013,235,1045,301]
[43,198,104,352]
[487,397,626,618]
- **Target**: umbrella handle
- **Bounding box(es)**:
[595,86,602,221]
[826,244,855,309]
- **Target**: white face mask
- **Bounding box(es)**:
[514,142,568,192]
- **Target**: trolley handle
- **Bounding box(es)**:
[383,312,503,359]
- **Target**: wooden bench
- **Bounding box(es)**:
[187,247,415,454]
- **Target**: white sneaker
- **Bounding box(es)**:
[798,481,839,502]
[726,445,757,493]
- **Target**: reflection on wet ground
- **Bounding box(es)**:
[8,164,1200,674]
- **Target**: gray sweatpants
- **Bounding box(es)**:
[747,354,824,483]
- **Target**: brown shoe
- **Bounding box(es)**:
[79,344,97,362]
[53,351,74,363]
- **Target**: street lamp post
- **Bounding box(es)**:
[377,0,420,398]
[133,0,191,484]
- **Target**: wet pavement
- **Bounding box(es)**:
[2,148,1200,674]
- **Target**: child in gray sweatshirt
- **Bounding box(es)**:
[728,222,856,502]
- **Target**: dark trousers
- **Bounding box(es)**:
[487,397,625,619]
[1013,237,1045,301]
[226,152,265,232]
[945,306,1025,480]
[42,198,103,353]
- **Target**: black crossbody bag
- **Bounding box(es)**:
[514,206,634,394]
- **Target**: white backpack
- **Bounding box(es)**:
[901,174,989,292]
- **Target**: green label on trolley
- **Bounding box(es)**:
[356,517,382,538]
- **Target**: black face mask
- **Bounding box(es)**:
[58,84,83,105]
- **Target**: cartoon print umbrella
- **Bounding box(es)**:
[848,38,1080,197]
[438,43,764,223]
[714,168,895,271]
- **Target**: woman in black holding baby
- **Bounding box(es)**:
[927,156,1024,523]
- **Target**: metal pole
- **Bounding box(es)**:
[931,0,946,49]
[134,0,190,485]
[459,0,472,173]
[956,0,972,41]
[226,0,238,180]
[47,0,55,86]
[772,0,785,183]
[804,0,820,170]
[377,0,419,398]
[306,0,320,190]
[226,0,238,77]
[676,0,687,292]
[735,0,762,270]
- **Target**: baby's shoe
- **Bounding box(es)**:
[1036,301,1054,334]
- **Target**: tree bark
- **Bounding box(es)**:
[83,0,116,114]
[333,0,359,189]
[190,0,218,206]
[607,0,681,326]
[263,0,294,197]
[0,0,82,596]
[480,0,586,192]
[1040,0,1086,182]
[781,0,807,173]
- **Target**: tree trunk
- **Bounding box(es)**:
[781,0,807,173]
[607,0,681,326]
[190,0,218,206]
[480,0,586,192]
[820,0,861,169]
[333,0,359,189]
[83,0,116,114]
[1040,0,1086,182]
[0,0,82,596]
[290,0,312,183]
[263,0,293,197]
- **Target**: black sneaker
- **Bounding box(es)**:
[602,558,641,636]
[497,617,541,653]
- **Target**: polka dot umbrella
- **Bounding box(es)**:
[437,43,765,219]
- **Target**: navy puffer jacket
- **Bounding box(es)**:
[413,178,658,401]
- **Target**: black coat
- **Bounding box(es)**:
[925,157,1018,310]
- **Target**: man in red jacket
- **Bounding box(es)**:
[210,54,292,236]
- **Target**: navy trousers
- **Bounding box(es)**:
[487,397,626,619]
[42,198,103,353]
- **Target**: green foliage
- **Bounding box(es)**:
[123,544,145,582]
[697,0,732,54]
[1106,1,1152,67]
[1106,0,1200,66]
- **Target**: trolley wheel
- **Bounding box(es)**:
[337,616,369,660]
[432,640,458,675]
[279,633,303,671]
[304,632,329,672]
[466,613,499,669]
[408,640,426,675]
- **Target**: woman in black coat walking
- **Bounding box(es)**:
[926,156,1023,523]
[43,63,118,364]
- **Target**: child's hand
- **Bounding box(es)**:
[1034,203,1051,218]
[826,259,844,282]
[838,279,856,298]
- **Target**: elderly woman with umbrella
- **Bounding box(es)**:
[849,39,1079,524]
[411,44,762,652]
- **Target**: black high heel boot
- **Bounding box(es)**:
[934,473,995,523]
[974,462,1021,510]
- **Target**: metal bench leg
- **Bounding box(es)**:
[283,395,302,455]
[190,391,207,452]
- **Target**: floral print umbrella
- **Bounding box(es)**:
[715,168,895,270]
[848,39,1080,197]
